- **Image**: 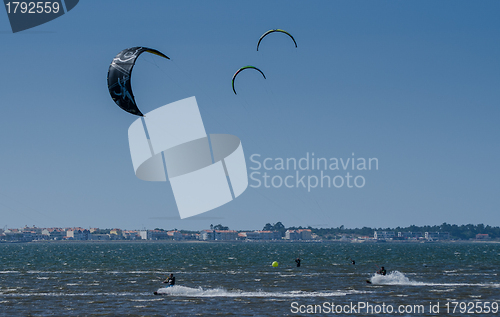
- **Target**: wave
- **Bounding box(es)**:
[368,271,416,285]
[154,285,365,297]
[368,271,500,288]
[0,292,152,297]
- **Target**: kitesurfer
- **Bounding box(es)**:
[295,258,301,267]
[351,259,355,265]
[376,267,387,275]
[163,273,175,286]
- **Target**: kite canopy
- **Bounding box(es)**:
[107,47,170,117]
[256,29,297,51]
[232,66,267,94]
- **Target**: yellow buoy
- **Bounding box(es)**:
[272,261,278,267]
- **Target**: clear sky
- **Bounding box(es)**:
[0,1,499,231]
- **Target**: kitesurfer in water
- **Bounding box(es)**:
[376,267,387,275]
[351,259,355,265]
[154,273,176,295]
[295,258,301,267]
[163,273,175,286]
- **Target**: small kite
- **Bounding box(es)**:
[232,66,266,95]
[256,29,297,51]
[107,47,170,116]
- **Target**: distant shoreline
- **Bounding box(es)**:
[1,239,498,244]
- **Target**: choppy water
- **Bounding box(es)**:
[0,242,498,316]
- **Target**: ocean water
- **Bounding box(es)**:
[0,241,498,316]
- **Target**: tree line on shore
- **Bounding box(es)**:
[289,222,500,240]
[95,222,500,240]
[203,222,500,240]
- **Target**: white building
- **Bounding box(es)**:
[67,228,91,240]
[374,231,395,240]
[140,230,169,240]
[298,229,312,240]
[199,230,238,240]
[243,231,281,240]
[42,228,66,240]
[167,230,183,241]
[200,230,215,240]
[285,229,312,240]
[425,232,450,241]
[397,232,423,240]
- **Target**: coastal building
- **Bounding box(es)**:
[200,230,215,240]
[214,230,238,240]
[182,233,199,240]
[285,230,300,240]
[22,225,42,234]
[243,231,258,240]
[424,232,450,241]
[397,232,423,240]
[3,228,45,241]
[67,228,91,240]
[140,230,169,240]
[352,236,376,243]
[110,229,122,236]
[374,231,395,240]
[123,230,140,240]
[243,231,281,240]
[41,228,66,240]
[90,234,111,241]
[298,229,312,240]
[3,229,22,241]
[285,229,312,240]
[167,230,183,241]
[199,230,238,240]
[21,231,36,241]
[475,234,490,240]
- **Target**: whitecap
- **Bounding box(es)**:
[154,285,351,298]
[368,271,500,288]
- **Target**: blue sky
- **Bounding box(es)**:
[0,1,499,231]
